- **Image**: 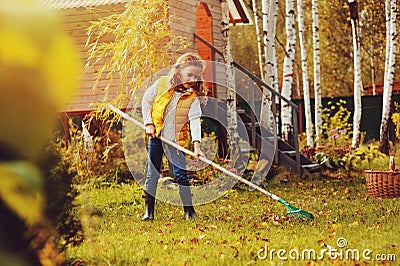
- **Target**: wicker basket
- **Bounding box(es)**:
[365,170,400,198]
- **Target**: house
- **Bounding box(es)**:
[39,1,318,176]
[39,0,252,115]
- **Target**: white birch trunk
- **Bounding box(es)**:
[259,0,271,128]
[380,0,397,154]
[387,0,397,95]
[265,0,278,92]
[252,0,264,80]
[371,38,376,95]
[263,0,278,131]
[312,0,322,144]
[220,0,239,148]
[297,0,313,147]
[351,18,363,148]
[281,0,296,141]
[262,0,269,62]
[383,0,391,92]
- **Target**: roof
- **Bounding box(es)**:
[38,0,127,9]
[228,0,252,25]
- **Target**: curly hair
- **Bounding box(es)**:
[167,53,209,96]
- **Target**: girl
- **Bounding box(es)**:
[141,53,207,220]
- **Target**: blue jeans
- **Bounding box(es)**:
[145,137,192,203]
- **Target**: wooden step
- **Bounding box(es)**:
[301,163,321,172]
[245,122,260,127]
[282,150,297,157]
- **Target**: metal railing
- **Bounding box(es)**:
[194,33,301,175]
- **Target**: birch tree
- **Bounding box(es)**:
[262,0,269,64]
[312,0,322,144]
[348,0,363,148]
[281,0,296,141]
[259,0,270,128]
[221,0,239,148]
[379,0,397,154]
[252,0,264,80]
[265,0,278,87]
[263,0,278,130]
[297,0,313,147]
[382,0,391,97]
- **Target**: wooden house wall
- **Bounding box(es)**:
[169,0,222,53]
[59,3,126,113]
[59,1,227,113]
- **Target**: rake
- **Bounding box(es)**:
[107,104,314,221]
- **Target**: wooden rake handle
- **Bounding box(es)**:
[107,104,274,198]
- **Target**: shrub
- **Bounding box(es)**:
[39,138,84,248]
[391,102,400,141]
[307,101,385,173]
[65,115,134,187]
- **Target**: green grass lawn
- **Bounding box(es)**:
[66,174,399,265]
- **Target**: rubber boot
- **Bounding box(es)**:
[183,206,197,220]
[142,191,155,221]
[179,187,196,220]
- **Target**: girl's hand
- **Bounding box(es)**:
[193,140,204,160]
[145,124,156,137]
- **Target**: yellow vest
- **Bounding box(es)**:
[151,76,198,147]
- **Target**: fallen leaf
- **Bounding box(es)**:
[230,245,239,258]
[261,222,269,228]
[206,224,217,230]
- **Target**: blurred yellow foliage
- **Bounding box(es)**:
[0,0,81,227]
[0,161,43,224]
[0,1,80,264]
[0,0,81,160]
